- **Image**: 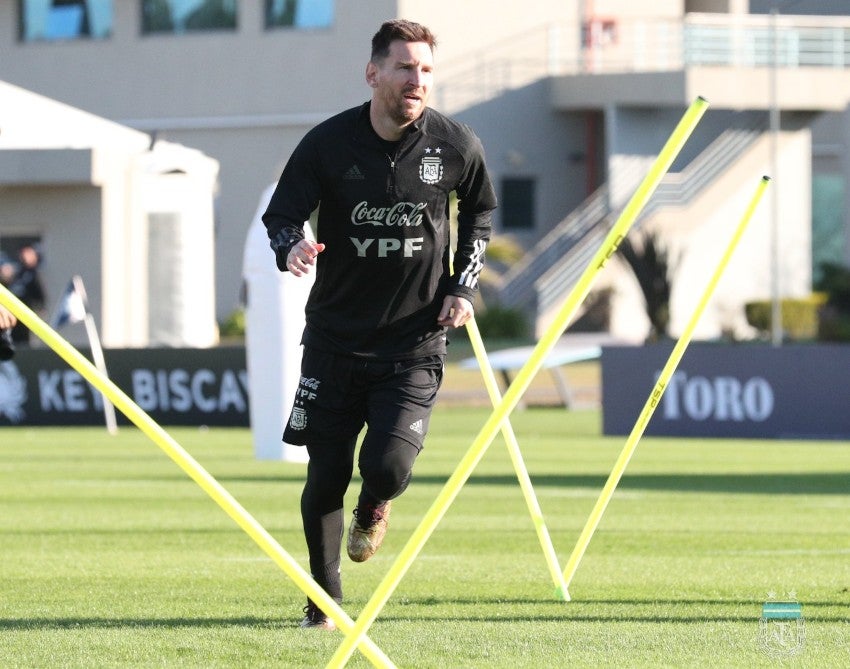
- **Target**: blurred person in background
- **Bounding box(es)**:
[8,245,45,345]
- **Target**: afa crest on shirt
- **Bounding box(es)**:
[419,151,443,185]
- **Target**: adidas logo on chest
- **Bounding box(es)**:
[344,164,365,180]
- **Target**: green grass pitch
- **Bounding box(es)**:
[1,408,848,667]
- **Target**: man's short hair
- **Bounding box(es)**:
[370,19,437,61]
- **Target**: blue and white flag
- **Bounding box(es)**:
[48,275,117,434]
[51,276,88,329]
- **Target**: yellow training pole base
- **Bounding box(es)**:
[555,585,571,602]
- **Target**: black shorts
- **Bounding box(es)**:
[283,348,445,450]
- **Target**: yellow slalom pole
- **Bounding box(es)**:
[449,250,568,601]
[465,315,570,600]
[0,286,395,669]
[326,96,709,668]
[466,318,570,601]
[561,176,771,593]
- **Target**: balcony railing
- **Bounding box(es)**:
[436,13,850,111]
[580,13,850,73]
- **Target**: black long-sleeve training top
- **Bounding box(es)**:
[263,101,497,359]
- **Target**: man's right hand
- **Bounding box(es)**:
[286,240,326,277]
[270,228,302,271]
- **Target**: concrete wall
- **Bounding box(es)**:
[452,80,589,244]
[0,3,383,119]
[608,121,812,342]
[401,0,579,64]
[595,0,683,19]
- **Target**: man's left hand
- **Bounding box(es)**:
[437,295,473,328]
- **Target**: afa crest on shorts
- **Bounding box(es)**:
[289,406,308,430]
[419,147,443,185]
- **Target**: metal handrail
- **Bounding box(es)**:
[498,186,611,307]
[521,112,767,315]
[577,13,850,74]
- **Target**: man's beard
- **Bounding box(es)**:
[390,106,419,125]
[386,90,426,125]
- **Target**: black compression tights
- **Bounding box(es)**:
[302,433,419,602]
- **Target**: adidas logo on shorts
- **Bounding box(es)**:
[409,419,424,435]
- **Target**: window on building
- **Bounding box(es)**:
[19,0,112,42]
[500,178,535,230]
[811,173,846,285]
[265,0,333,29]
[147,213,183,344]
[141,0,236,34]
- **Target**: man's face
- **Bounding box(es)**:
[367,40,434,126]
[19,247,37,268]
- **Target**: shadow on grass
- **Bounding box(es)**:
[3,598,847,630]
[0,613,753,626]
[419,472,850,495]
[398,596,848,607]
[384,596,850,623]
[211,472,850,495]
[88,465,849,496]
[0,616,287,631]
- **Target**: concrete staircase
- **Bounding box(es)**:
[498,110,768,332]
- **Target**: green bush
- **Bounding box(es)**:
[744,294,827,341]
[818,306,850,341]
[473,305,529,339]
[815,262,850,341]
[816,262,850,310]
[219,308,246,338]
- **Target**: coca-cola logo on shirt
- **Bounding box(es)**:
[351,201,427,227]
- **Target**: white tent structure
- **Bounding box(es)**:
[0,80,220,348]
[242,184,314,462]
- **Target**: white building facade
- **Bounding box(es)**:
[3,0,850,343]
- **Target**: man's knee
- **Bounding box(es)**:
[358,435,419,501]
